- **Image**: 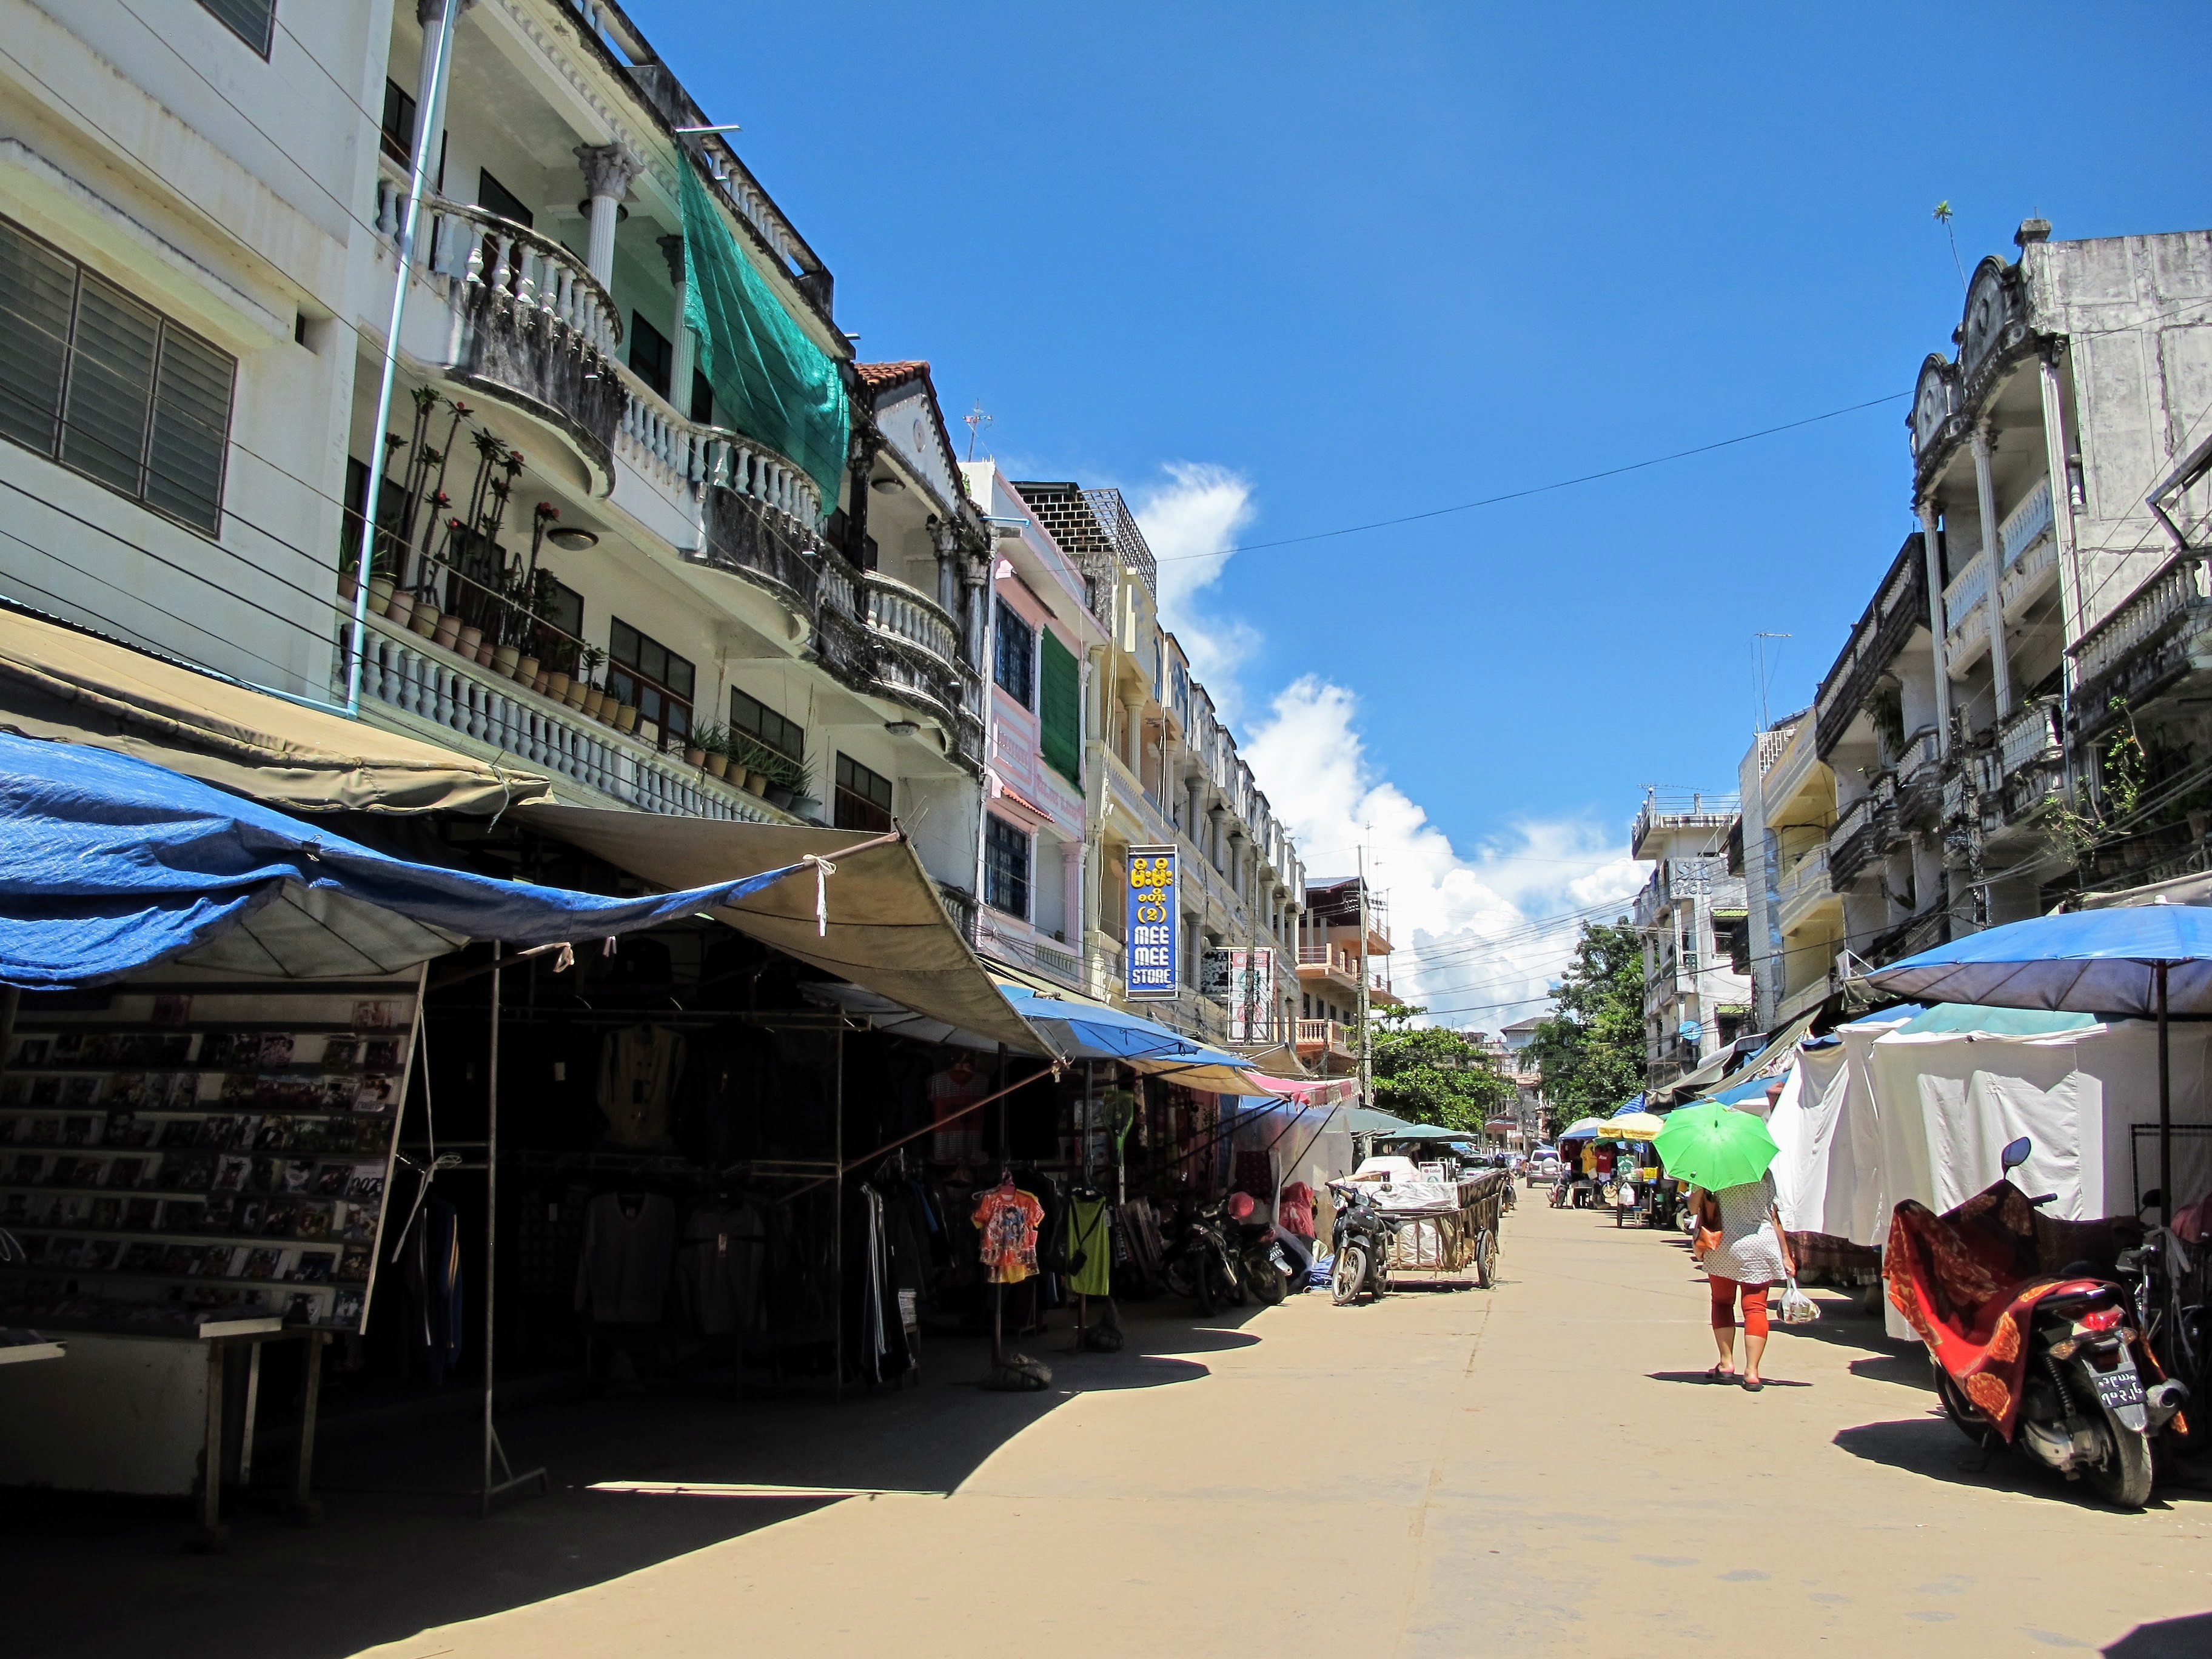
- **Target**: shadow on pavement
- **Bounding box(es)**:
[2106,1612,2212,1655]
[1,1296,1266,1659]
[1848,1350,1936,1388]
[1834,1413,2212,1510]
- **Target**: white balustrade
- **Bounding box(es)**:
[338,618,781,824]
[1999,699,2062,778]
[1830,794,1874,849]
[1999,477,2055,569]
[1943,551,1991,634]
[2077,560,2204,686]
[863,572,961,668]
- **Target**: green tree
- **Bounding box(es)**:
[1527,919,1647,1136]
[1369,1008,1518,1133]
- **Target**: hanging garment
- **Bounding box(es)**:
[675,1203,762,1336]
[596,1027,686,1148]
[401,1195,464,1384]
[1063,1195,1113,1298]
[576,1190,678,1324]
[973,1184,1044,1285]
[1278,1181,1317,1241]
[928,1062,987,1163]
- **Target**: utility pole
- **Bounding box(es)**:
[1752,632,1791,734]
[1356,836,1372,1111]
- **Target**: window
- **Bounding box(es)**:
[688,367,713,425]
[0,217,236,535]
[730,686,803,762]
[380,79,417,167]
[477,169,534,230]
[984,816,1030,919]
[1039,627,1081,786]
[630,311,672,400]
[606,618,695,749]
[994,600,1033,705]
[199,0,275,56]
[531,577,583,666]
[834,753,893,833]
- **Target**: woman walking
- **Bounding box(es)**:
[1691,1169,1794,1390]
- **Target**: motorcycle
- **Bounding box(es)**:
[1225,1192,1295,1305]
[1160,1196,1245,1316]
[1888,1136,2185,1510]
[2114,1186,2212,1454]
[1326,1179,1398,1305]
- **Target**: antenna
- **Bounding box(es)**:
[963,400,993,461]
[1752,632,1791,734]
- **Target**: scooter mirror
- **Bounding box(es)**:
[2000,1136,2033,1172]
[2141,1187,2164,1213]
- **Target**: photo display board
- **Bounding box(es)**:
[0,968,418,1338]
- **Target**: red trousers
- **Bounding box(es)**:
[1709,1273,1772,1338]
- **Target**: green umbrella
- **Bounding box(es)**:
[1651,1102,1778,1191]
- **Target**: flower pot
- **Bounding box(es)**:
[367,575,396,615]
[545,672,570,702]
[791,794,822,822]
[410,606,442,639]
[492,645,520,677]
[456,625,484,659]
[338,573,358,605]
[581,687,606,718]
[433,613,463,651]
[764,783,794,811]
[637,720,659,748]
[746,770,770,796]
[530,671,551,696]
[475,640,497,668]
[614,704,638,734]
[685,746,707,769]
[563,679,589,711]
[705,753,731,780]
[515,655,540,686]
[384,591,416,627]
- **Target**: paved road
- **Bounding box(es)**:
[317,1192,2211,1657]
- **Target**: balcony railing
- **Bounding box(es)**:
[1998,697,2063,779]
[1295,1019,1354,1055]
[1999,477,2055,569]
[1775,843,1829,907]
[1897,727,1942,785]
[1814,535,1929,757]
[1943,550,1991,634]
[340,612,785,823]
[2074,557,2207,689]
[863,570,962,673]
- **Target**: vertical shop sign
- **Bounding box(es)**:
[1125,845,1179,1000]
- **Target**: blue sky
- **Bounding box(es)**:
[637,1,2212,1021]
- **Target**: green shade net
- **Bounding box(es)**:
[679,163,850,514]
[1895,1003,2099,1036]
[1039,629,1081,786]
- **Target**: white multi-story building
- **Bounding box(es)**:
[1629,790,1752,1085]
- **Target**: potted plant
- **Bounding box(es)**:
[367,571,397,616]
[455,622,484,660]
[434,610,463,652]
[613,697,638,734]
[577,646,607,717]
[691,722,728,778]
[544,638,574,704]
[409,594,442,639]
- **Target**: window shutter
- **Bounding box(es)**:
[146,326,235,533]
[197,0,276,56]
[1039,627,1081,786]
[61,276,159,496]
[0,222,75,455]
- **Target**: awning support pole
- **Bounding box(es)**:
[480,939,548,1514]
[2159,961,2173,1225]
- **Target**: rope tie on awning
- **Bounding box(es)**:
[798,830,905,938]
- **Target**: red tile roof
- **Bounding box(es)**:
[854,360,930,390]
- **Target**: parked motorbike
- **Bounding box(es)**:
[1161,1196,1245,1316]
[1326,1179,1398,1305]
[1888,1136,2184,1510]
[2114,1186,2212,1454]
[1225,1192,1295,1305]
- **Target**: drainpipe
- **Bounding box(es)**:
[346,0,465,717]
[1919,495,1953,756]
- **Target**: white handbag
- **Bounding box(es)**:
[1780,1276,1820,1324]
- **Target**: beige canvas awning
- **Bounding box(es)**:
[0,603,548,814]
[515,803,1047,1054]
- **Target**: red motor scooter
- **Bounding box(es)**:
[1887,1136,2187,1510]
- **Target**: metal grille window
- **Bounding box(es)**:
[835,754,893,833]
[984,815,1030,919]
[198,0,275,56]
[730,686,803,762]
[0,216,235,534]
[606,618,695,749]
[994,600,1033,705]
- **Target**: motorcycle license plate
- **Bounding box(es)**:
[1267,1245,1290,1272]
[2090,1361,2145,1412]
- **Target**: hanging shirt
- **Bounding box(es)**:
[597,1027,685,1148]
[973,1185,1044,1285]
[1064,1195,1113,1298]
[929,1065,987,1163]
[576,1190,678,1324]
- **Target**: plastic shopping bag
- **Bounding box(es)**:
[1780,1276,1820,1325]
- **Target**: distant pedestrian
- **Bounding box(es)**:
[1690,1168,1795,1391]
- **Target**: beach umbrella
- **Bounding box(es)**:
[1651,1102,1779,1191]
[1861,903,2212,1220]
[1603,1111,1666,1141]
[1555,1117,1612,1142]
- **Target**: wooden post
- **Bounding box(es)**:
[293,1330,326,1524]
[192,1340,227,1551]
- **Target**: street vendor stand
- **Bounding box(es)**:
[1361,1165,1513,1289]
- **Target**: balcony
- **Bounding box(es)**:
[1297,943,1370,990]
[1774,843,1834,932]
[340,610,789,823]
[1943,549,1992,668]
[1295,1019,1356,1062]
[1631,794,1736,860]
[1815,534,1930,758]
[1827,785,1892,888]
[1868,904,1947,969]
[1998,477,2054,569]
[372,175,626,490]
[2072,554,2212,740]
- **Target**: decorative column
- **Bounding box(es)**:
[2037,344,2085,675]
[1919,495,1954,755]
[657,234,694,409]
[574,143,643,288]
[1971,424,2013,718]
[1061,837,1084,953]
[412,1,475,170]
[1121,693,1144,772]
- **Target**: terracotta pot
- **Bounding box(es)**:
[410,606,442,639]
[637,720,659,747]
[581,687,606,718]
[456,625,484,658]
[432,614,463,651]
[530,671,551,696]
[492,645,520,677]
[563,679,589,711]
[384,591,416,627]
[705,753,731,780]
[685,746,707,769]
[515,655,540,685]
[475,640,498,668]
[545,671,571,701]
[367,575,397,614]
[614,704,638,734]
[338,574,358,605]
[746,770,770,796]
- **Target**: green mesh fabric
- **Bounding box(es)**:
[679,163,850,515]
[1039,628,1081,786]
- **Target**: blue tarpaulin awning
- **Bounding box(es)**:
[0,735,816,989]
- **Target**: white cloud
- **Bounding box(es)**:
[1131,463,1261,719]
[1245,676,1643,1033]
